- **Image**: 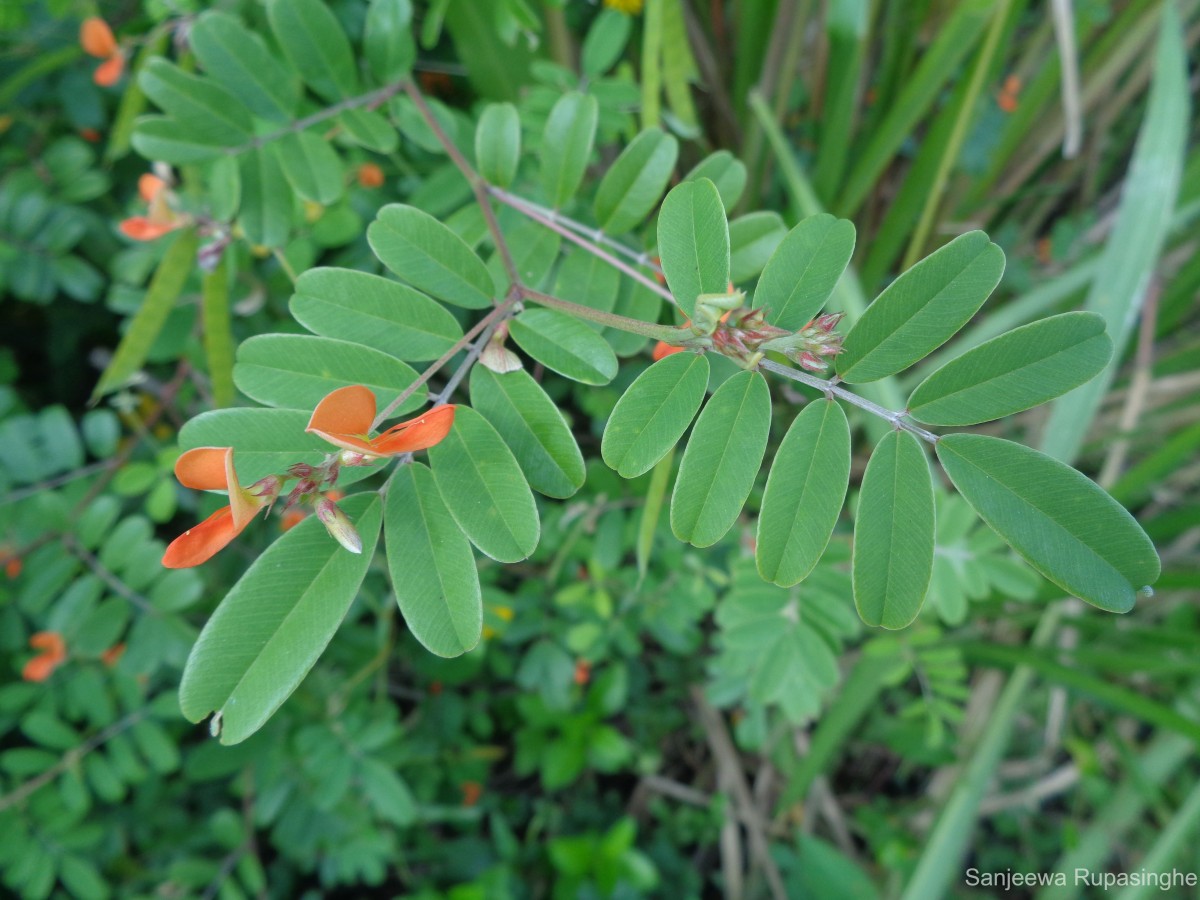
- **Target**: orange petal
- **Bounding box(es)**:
[175,447,233,491]
[307,385,376,439]
[309,430,382,457]
[357,163,384,188]
[80,17,117,57]
[23,654,62,682]
[30,631,66,657]
[652,341,684,361]
[139,173,167,203]
[101,643,126,667]
[119,216,177,241]
[93,53,125,87]
[370,405,456,455]
[225,451,260,531]
[162,505,247,568]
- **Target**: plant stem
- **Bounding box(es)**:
[519,288,685,341]
[372,299,515,429]
[401,81,519,289]
[759,359,939,444]
[225,81,407,156]
[489,186,678,306]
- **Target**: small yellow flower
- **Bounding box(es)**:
[604,0,643,14]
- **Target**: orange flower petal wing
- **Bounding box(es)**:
[80,17,117,57]
[175,447,233,491]
[371,405,456,455]
[162,506,242,568]
[30,631,66,656]
[307,385,376,438]
[139,173,167,203]
[119,216,176,241]
[93,53,125,87]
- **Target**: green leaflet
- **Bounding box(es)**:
[368,204,495,309]
[837,231,1004,383]
[756,400,851,587]
[582,8,633,77]
[386,463,481,658]
[684,150,747,210]
[601,352,709,478]
[508,308,618,385]
[729,211,786,284]
[179,493,382,744]
[553,249,620,329]
[276,132,344,205]
[237,146,293,248]
[853,430,935,629]
[138,59,254,148]
[189,10,299,122]
[936,434,1160,612]
[907,312,1112,425]
[475,103,521,188]
[268,0,359,102]
[93,228,199,399]
[131,116,229,164]
[233,334,424,414]
[541,92,599,208]
[364,0,415,84]
[756,214,857,331]
[486,217,560,294]
[339,107,400,153]
[179,408,378,489]
[290,267,463,362]
[470,367,585,499]
[593,127,679,235]
[671,371,771,548]
[428,407,540,563]
[657,179,730,318]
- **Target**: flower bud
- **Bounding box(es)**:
[316,497,362,554]
[339,449,373,467]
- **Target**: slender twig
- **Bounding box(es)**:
[1,460,112,506]
[520,287,684,340]
[488,187,664,273]
[224,81,407,156]
[371,300,515,430]
[489,186,678,306]
[759,359,940,444]
[63,533,158,616]
[0,710,148,812]
[401,81,518,289]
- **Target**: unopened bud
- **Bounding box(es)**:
[288,463,316,478]
[339,449,373,467]
[249,475,283,503]
[316,497,362,554]
[814,312,844,333]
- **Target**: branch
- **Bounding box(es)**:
[402,81,519,289]
[63,533,158,616]
[225,81,407,156]
[759,359,940,444]
[519,287,685,341]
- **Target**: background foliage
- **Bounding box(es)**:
[2,0,1198,898]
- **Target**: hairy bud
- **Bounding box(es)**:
[315,497,362,554]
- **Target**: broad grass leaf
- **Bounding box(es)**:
[368,204,495,309]
[179,493,382,744]
[601,352,709,478]
[907,312,1112,425]
[756,400,851,586]
[936,434,1160,612]
[290,267,463,362]
[594,127,679,235]
[233,334,424,414]
[853,430,935,629]
[541,92,598,208]
[837,231,1004,383]
[470,367,585,498]
[657,179,730,318]
[508,308,618,385]
[671,371,771,547]
[428,407,540,562]
[757,214,856,331]
[386,463,481,657]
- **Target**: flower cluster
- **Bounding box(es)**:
[162,386,455,568]
[80,17,124,87]
[120,173,189,242]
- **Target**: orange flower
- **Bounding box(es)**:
[357,163,384,189]
[101,643,126,667]
[460,780,483,807]
[306,386,456,460]
[120,173,186,241]
[23,632,67,682]
[652,341,685,361]
[80,18,124,87]
[162,448,280,568]
[573,659,591,686]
